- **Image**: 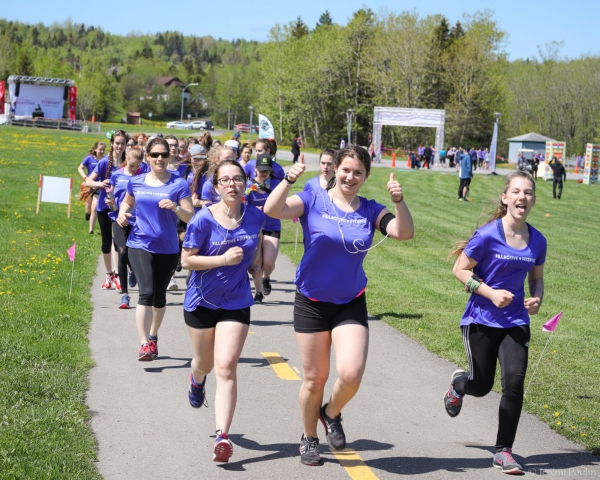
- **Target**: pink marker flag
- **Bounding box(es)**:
[292,217,299,224]
[542,311,563,332]
[67,242,76,262]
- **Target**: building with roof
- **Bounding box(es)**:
[508,132,558,163]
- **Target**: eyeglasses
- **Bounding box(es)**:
[167,143,178,149]
[191,156,207,161]
[148,152,170,159]
[217,175,245,186]
[127,143,136,147]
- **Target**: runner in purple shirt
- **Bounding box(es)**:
[107,147,144,309]
[181,160,265,464]
[201,145,237,207]
[117,137,194,362]
[244,154,282,303]
[85,130,128,291]
[265,146,414,466]
[243,138,285,181]
[444,171,546,475]
[304,148,336,192]
[78,140,105,234]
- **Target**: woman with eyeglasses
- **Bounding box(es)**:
[181,159,265,463]
[78,140,105,234]
[264,146,414,466]
[86,130,128,291]
[117,137,194,361]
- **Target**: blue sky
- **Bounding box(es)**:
[3,0,599,60]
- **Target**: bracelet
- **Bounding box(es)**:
[284,174,296,185]
[465,274,483,293]
[393,195,404,204]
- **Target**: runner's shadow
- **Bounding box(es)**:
[258,300,295,307]
[250,320,293,327]
[143,357,191,373]
[375,312,424,320]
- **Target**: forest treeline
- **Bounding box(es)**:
[1,9,599,153]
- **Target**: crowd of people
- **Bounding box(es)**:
[78,132,546,474]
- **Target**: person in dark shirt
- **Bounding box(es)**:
[549,157,567,199]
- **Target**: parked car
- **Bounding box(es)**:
[204,121,214,131]
[235,123,258,133]
[187,120,206,130]
[166,121,188,129]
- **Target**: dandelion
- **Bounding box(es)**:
[543,405,548,409]
[557,421,562,425]
[554,412,560,417]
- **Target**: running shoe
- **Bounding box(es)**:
[113,274,122,293]
[492,448,523,474]
[138,343,153,361]
[444,369,468,417]
[167,278,178,291]
[148,339,158,359]
[85,213,91,220]
[189,373,207,408]
[262,276,272,296]
[253,292,264,304]
[299,434,322,466]
[128,269,137,288]
[118,294,131,309]
[213,431,233,463]
[176,258,182,272]
[101,273,112,290]
[319,403,346,450]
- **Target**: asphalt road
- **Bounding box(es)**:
[88,252,598,479]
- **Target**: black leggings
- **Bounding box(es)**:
[112,222,132,294]
[453,323,530,450]
[553,178,564,198]
[97,210,113,254]
[127,249,179,308]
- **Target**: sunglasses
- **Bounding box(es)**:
[148,152,169,159]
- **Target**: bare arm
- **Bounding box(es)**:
[157,196,194,223]
[376,172,414,240]
[181,246,244,271]
[525,264,544,315]
[264,161,306,219]
[78,164,87,179]
[85,170,109,189]
[453,252,514,309]
[117,193,135,227]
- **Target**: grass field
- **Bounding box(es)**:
[0,125,598,478]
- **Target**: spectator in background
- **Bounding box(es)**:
[458,147,473,201]
[340,137,346,149]
[470,148,478,171]
[424,145,433,169]
[550,157,567,199]
[291,135,302,163]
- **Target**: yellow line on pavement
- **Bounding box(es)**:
[261,352,301,380]
[331,449,379,480]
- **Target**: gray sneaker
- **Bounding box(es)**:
[299,434,322,466]
[319,403,346,450]
[444,369,468,417]
[492,448,523,474]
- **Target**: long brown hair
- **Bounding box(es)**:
[448,171,536,259]
[88,141,106,158]
[327,145,372,191]
[105,130,127,180]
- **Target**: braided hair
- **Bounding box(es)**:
[105,130,127,180]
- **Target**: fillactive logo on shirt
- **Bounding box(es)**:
[494,254,535,263]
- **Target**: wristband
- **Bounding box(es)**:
[284,174,296,185]
[393,194,404,204]
[175,205,181,212]
[465,274,483,293]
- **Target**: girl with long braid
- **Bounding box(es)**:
[443,171,546,475]
[78,140,105,234]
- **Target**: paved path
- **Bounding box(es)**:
[88,252,599,478]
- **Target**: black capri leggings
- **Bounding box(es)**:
[112,222,132,294]
[97,210,113,254]
[453,323,530,450]
[127,248,179,308]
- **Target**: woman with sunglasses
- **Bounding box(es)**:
[117,137,194,361]
[181,159,265,463]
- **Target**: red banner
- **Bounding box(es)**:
[68,86,77,120]
[0,81,5,114]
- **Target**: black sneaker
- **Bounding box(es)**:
[444,369,468,417]
[189,373,207,408]
[319,403,346,450]
[85,213,91,220]
[492,448,523,474]
[254,292,264,304]
[299,434,322,466]
[262,276,272,296]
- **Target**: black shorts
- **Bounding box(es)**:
[184,305,251,329]
[177,219,188,234]
[262,230,281,239]
[293,290,368,333]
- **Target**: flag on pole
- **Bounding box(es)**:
[258,114,275,140]
[542,311,563,332]
[488,119,498,172]
[67,242,76,262]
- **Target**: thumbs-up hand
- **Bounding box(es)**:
[287,153,306,181]
[387,172,404,204]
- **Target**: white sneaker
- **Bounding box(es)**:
[167,278,178,291]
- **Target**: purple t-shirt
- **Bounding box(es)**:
[461,219,547,328]
[304,176,324,192]
[81,155,99,176]
[245,178,281,231]
[200,180,220,204]
[108,167,143,223]
[168,163,189,178]
[295,188,386,304]
[244,159,285,181]
[93,156,121,212]
[183,205,265,311]
[125,173,191,254]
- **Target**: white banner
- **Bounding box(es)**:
[15,84,65,118]
[489,119,498,172]
[258,114,275,139]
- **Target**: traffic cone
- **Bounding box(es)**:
[391,152,396,168]
[574,161,579,174]
[407,154,411,168]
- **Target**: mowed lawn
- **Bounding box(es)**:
[0,126,599,478]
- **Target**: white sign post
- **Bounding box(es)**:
[36,175,73,218]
